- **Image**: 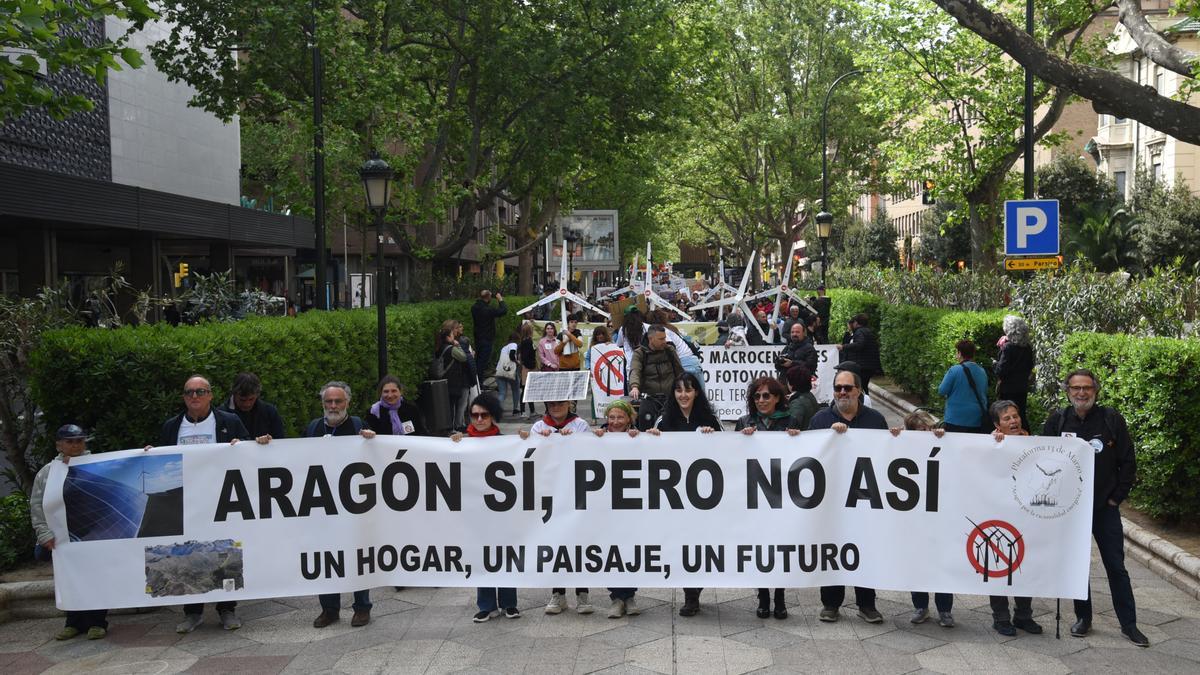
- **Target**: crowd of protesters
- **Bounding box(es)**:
[31,287,1145,647]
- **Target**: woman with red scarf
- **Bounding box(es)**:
[529,399,593,615]
[451,393,528,622]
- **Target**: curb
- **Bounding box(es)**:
[1123,518,1200,601]
[867,383,920,416]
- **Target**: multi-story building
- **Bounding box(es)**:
[0,17,312,306]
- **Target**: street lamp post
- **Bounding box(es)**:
[563,228,579,292]
[818,69,864,289]
[359,151,394,381]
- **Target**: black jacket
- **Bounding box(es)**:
[158,408,250,446]
[808,405,889,430]
[219,398,286,439]
[993,342,1034,396]
[776,337,818,376]
[841,326,882,374]
[471,299,507,342]
[735,411,801,431]
[1043,405,1137,509]
[304,416,365,438]
[365,400,427,436]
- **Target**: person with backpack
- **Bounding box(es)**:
[1042,369,1148,647]
[627,325,684,428]
[431,320,471,432]
[493,331,522,416]
[305,381,376,628]
[937,339,989,433]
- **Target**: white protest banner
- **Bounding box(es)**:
[44,431,1094,610]
[700,345,838,419]
[589,344,627,417]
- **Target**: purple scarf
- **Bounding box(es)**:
[371,398,406,435]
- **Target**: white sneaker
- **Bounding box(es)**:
[624,597,640,616]
[576,592,594,614]
[608,599,625,618]
[545,592,567,615]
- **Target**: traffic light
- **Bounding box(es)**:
[921,179,936,205]
[174,262,190,288]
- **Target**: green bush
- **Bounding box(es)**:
[878,304,1006,406]
[1057,332,1200,520]
[0,493,34,571]
[827,289,884,343]
[31,298,534,454]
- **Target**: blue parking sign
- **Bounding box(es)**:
[1004,200,1059,256]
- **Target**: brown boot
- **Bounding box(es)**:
[312,611,339,628]
[351,608,371,627]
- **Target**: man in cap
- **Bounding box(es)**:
[30,425,110,640]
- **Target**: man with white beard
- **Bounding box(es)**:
[304,381,376,628]
[807,369,889,626]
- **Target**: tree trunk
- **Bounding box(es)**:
[518,248,534,295]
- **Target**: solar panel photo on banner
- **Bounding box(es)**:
[522,370,591,402]
[64,453,184,542]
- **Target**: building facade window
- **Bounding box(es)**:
[1114,171,1127,198]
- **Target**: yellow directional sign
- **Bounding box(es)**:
[1004,256,1061,271]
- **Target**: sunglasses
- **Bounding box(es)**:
[470,412,492,420]
[183,388,211,397]
[753,392,776,400]
[833,384,857,393]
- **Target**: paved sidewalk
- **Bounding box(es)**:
[3,541,1199,674]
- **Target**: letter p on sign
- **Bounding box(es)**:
[1004,200,1059,256]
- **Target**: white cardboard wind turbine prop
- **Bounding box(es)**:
[639,243,691,322]
[688,250,757,320]
[516,242,610,329]
[602,251,641,301]
[699,248,740,320]
[740,240,818,343]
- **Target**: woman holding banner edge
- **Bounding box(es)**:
[735,375,801,620]
[646,373,720,617]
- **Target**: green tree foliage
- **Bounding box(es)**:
[915,203,970,270]
[0,0,156,121]
[151,1,684,293]
[853,0,1108,268]
[1132,178,1200,271]
[1064,204,1140,273]
[0,493,34,571]
[1036,155,1119,221]
[660,0,882,278]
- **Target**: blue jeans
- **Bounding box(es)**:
[497,377,521,412]
[912,592,953,613]
[319,590,371,612]
[477,587,517,612]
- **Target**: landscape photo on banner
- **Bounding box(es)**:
[43,431,1094,610]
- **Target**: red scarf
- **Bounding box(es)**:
[542,412,578,429]
[467,424,500,437]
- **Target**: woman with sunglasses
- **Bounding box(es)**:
[450,393,528,623]
[735,375,800,620]
[645,373,719,616]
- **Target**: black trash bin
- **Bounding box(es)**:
[419,379,452,434]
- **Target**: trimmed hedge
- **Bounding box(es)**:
[31,298,534,453]
[827,289,885,342]
[1057,332,1200,520]
[878,304,1007,407]
[0,493,34,571]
